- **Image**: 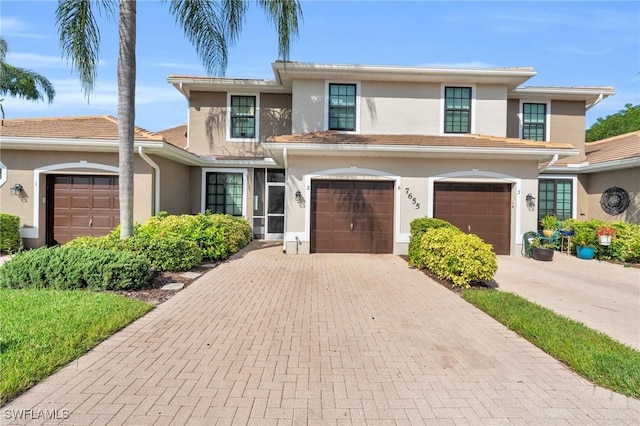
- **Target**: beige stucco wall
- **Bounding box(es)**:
[475,85,508,137]
[506,99,520,138]
[0,150,152,248]
[359,82,440,134]
[284,155,540,255]
[550,100,586,162]
[291,79,325,134]
[188,91,291,157]
[583,168,640,224]
[149,154,192,215]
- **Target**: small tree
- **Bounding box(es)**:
[586,103,640,142]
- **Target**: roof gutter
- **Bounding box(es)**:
[585,93,604,111]
[545,156,640,174]
[138,146,160,215]
[538,153,559,172]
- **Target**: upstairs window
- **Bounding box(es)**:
[523,103,546,141]
[230,95,256,139]
[328,83,356,131]
[444,87,472,133]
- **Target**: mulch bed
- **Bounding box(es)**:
[111,264,217,305]
[399,255,495,294]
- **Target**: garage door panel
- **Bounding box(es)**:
[48,175,119,245]
[311,180,393,253]
[434,182,511,255]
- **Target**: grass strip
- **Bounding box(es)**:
[462,289,640,399]
[0,289,153,404]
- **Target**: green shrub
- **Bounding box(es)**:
[0,213,22,253]
[408,217,458,265]
[568,219,639,263]
[414,227,497,288]
[0,247,150,290]
[66,234,201,271]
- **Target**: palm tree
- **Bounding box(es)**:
[56,0,302,238]
[0,37,56,124]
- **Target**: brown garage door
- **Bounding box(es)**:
[434,182,511,255]
[47,175,120,245]
[311,180,394,253]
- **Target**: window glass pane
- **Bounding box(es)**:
[268,216,284,234]
[230,96,256,138]
[267,169,285,183]
[268,186,285,214]
[444,87,471,133]
[253,169,265,215]
[206,172,243,216]
[328,84,356,131]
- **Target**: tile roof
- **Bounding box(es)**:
[585,131,640,164]
[0,115,163,141]
[157,124,188,148]
[268,131,575,150]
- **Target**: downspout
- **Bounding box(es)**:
[283,148,288,253]
[138,146,160,215]
[182,83,190,150]
[538,153,559,172]
[585,93,604,112]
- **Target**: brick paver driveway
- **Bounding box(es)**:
[3,242,639,425]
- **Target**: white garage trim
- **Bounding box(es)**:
[24,162,119,239]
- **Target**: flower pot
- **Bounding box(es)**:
[576,245,595,260]
[598,235,612,246]
[560,229,574,237]
[542,229,554,237]
[532,247,554,261]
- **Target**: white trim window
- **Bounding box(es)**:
[538,177,576,221]
[325,81,361,132]
[519,100,551,142]
[443,86,472,134]
[227,93,260,142]
[201,168,248,217]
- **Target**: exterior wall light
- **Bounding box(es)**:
[295,190,302,202]
[10,183,23,196]
[526,193,536,208]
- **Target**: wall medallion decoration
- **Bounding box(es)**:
[600,187,630,215]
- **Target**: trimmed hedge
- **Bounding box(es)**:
[0,247,150,290]
[0,213,22,253]
[409,217,497,288]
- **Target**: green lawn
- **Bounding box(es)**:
[463,289,640,399]
[0,289,153,404]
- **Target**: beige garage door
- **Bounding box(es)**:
[47,175,120,245]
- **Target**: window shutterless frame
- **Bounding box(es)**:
[328,83,357,131]
[522,103,546,141]
[444,86,472,133]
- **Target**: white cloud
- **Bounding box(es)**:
[0,16,47,39]
[5,52,68,68]
[144,61,203,72]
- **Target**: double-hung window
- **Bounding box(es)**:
[523,103,546,141]
[444,87,472,133]
[205,172,243,216]
[328,83,356,131]
[230,95,256,139]
[538,179,572,221]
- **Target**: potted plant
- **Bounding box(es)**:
[540,214,557,237]
[596,224,616,246]
[573,227,596,260]
[559,219,575,237]
[531,237,554,261]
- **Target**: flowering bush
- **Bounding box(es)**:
[596,225,616,237]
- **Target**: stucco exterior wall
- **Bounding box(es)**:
[187,92,291,157]
[359,82,440,134]
[0,150,152,248]
[291,79,325,134]
[284,155,539,255]
[583,168,640,224]
[550,100,586,162]
[149,154,192,215]
[506,99,520,138]
[475,85,508,137]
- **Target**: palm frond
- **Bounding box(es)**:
[167,0,231,76]
[56,0,115,97]
[0,37,8,61]
[257,0,302,61]
[0,63,56,103]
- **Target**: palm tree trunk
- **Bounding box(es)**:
[118,0,136,238]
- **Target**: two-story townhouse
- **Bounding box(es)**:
[0,61,618,253]
[167,61,613,255]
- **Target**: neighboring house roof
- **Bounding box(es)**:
[157,124,188,148]
[0,115,163,141]
[585,131,640,165]
[265,131,579,162]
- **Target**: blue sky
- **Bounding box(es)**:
[2,0,638,132]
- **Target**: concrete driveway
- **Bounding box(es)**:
[495,252,640,350]
[2,242,639,425]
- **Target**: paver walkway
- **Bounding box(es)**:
[2,242,639,425]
